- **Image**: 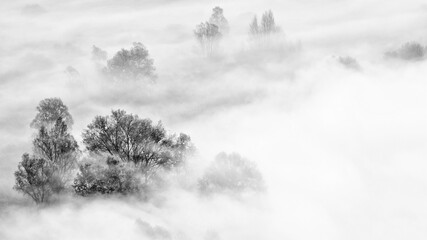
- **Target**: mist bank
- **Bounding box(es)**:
[1,0,427,239]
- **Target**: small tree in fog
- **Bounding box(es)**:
[249,10,280,39]
[260,10,279,35]
[209,7,229,34]
[338,56,361,71]
[106,42,156,81]
[194,22,222,56]
[14,154,53,204]
[199,152,265,195]
[14,98,78,203]
[249,16,260,38]
[92,45,108,61]
[385,42,426,61]
[75,109,193,196]
[30,98,73,129]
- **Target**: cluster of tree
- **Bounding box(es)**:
[385,42,427,61]
[74,110,192,196]
[198,152,265,195]
[194,7,229,55]
[249,10,280,39]
[14,99,192,203]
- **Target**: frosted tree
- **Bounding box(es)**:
[209,7,229,34]
[194,22,222,56]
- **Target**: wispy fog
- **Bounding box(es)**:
[1,0,427,239]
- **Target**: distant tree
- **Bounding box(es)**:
[64,66,80,79]
[249,10,280,39]
[30,98,73,129]
[198,152,265,195]
[92,45,108,61]
[209,7,229,34]
[260,10,279,35]
[81,110,193,185]
[249,16,259,38]
[338,56,361,70]
[194,22,222,56]
[14,98,78,203]
[106,42,156,81]
[385,42,426,61]
[14,154,53,204]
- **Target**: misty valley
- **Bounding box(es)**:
[1,1,427,240]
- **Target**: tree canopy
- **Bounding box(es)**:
[30,98,74,129]
[77,110,193,196]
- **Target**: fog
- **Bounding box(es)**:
[1,0,427,239]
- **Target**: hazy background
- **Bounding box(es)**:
[1,0,427,239]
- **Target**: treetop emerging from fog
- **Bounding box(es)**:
[209,6,229,34]
[249,10,280,38]
[30,98,74,129]
[106,42,156,81]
